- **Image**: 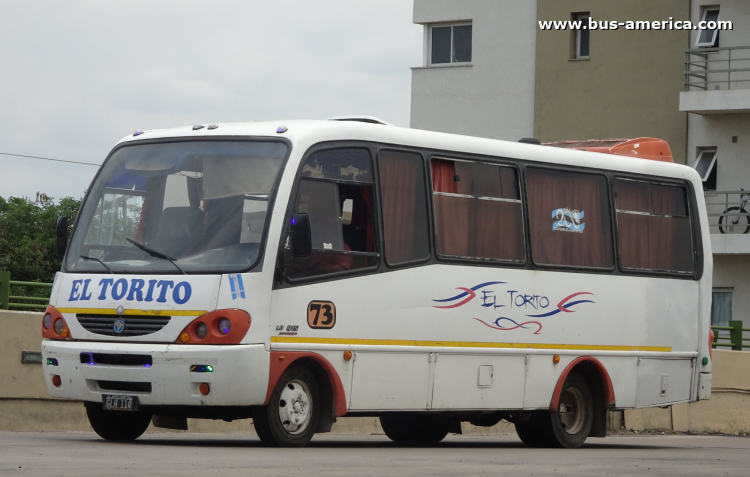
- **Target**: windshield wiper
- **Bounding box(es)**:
[125,238,187,275]
[80,255,114,274]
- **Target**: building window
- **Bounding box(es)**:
[525,168,613,269]
[696,7,721,48]
[694,148,718,191]
[429,23,472,65]
[613,179,694,274]
[378,150,430,266]
[431,159,524,262]
[572,12,591,59]
[711,289,733,326]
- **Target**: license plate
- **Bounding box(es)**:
[103,395,138,412]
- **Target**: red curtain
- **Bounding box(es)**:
[526,169,613,268]
[432,160,469,256]
[432,160,523,261]
[380,152,419,263]
[615,180,692,272]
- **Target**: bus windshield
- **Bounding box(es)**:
[66,140,288,274]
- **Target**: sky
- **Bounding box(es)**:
[0,1,422,201]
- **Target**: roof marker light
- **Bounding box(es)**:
[207,124,219,130]
[276,125,288,134]
[133,130,144,136]
[193,125,205,130]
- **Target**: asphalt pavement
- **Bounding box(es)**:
[0,431,747,476]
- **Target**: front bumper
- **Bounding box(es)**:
[42,341,270,406]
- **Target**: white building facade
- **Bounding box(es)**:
[410,0,538,141]
[681,0,750,330]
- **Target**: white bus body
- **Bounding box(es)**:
[42,120,713,447]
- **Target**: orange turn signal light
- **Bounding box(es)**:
[553,354,560,364]
[343,350,353,361]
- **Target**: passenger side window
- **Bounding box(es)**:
[431,159,525,262]
[614,179,694,273]
[526,168,613,269]
[379,150,430,265]
[287,149,378,279]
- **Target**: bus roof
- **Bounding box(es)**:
[116,120,699,185]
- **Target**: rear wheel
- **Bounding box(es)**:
[550,373,594,448]
[85,402,152,441]
[380,414,450,444]
[254,365,320,447]
[514,373,594,449]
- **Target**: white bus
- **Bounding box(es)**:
[42,119,713,448]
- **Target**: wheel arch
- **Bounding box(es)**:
[549,357,615,438]
[266,351,347,432]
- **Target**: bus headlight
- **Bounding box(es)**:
[174,309,250,345]
[42,306,72,341]
[218,318,231,335]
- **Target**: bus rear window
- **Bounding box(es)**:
[431,159,525,262]
[614,179,694,273]
[526,168,614,269]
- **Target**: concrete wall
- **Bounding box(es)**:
[625,349,750,434]
[534,0,689,164]
[4,310,750,435]
[410,0,537,141]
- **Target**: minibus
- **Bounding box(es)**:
[41,119,713,448]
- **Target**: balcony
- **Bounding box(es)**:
[705,190,750,254]
[680,46,750,114]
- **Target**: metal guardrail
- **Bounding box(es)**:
[704,190,750,234]
[685,46,750,91]
[0,271,52,311]
[712,321,750,351]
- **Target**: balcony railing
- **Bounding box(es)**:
[704,190,750,234]
[685,46,750,91]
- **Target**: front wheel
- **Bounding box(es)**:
[254,365,320,447]
[719,207,750,234]
[85,402,152,441]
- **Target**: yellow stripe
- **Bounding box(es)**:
[57,308,206,317]
[270,336,671,352]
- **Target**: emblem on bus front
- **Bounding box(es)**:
[113,319,125,334]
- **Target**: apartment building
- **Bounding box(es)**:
[681,1,750,329]
[410,0,750,329]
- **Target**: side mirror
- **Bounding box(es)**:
[290,213,312,259]
[56,216,69,260]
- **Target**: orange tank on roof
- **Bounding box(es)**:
[545,137,674,163]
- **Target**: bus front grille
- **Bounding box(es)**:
[76,314,171,337]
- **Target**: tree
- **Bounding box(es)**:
[0,195,81,283]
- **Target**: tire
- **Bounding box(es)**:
[514,413,554,448]
[85,402,152,441]
[254,364,320,447]
[380,414,450,444]
[514,373,593,449]
[719,207,750,234]
[549,373,594,448]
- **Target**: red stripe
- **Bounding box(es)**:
[434,288,476,309]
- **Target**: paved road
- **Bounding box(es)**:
[0,432,747,476]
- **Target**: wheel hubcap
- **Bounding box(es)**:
[558,387,585,435]
[278,379,312,435]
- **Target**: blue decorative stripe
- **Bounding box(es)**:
[432,282,506,303]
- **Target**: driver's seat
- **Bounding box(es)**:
[149,206,205,258]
